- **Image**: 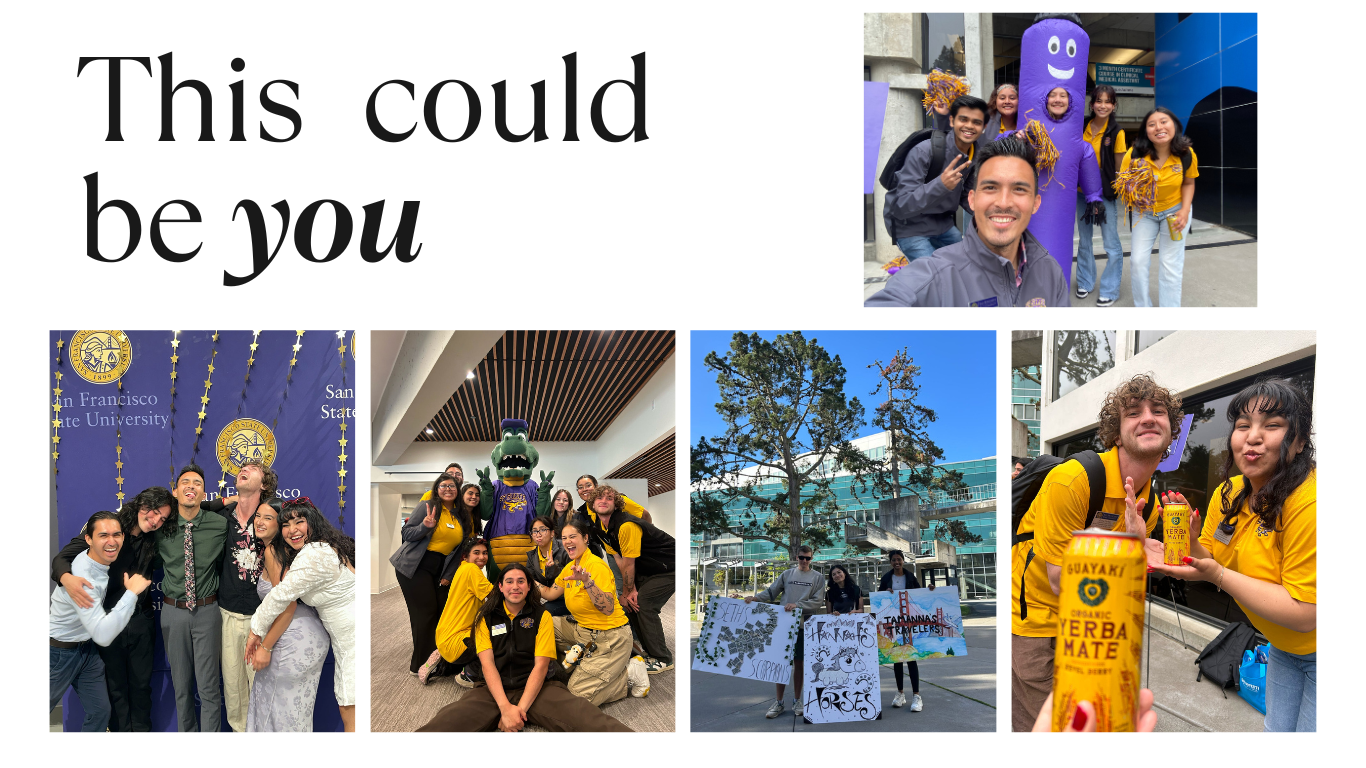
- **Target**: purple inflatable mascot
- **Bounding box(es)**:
[1015,13,1102,287]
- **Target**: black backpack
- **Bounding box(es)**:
[879,129,952,241]
[1011,451,1156,621]
[1194,621,1259,696]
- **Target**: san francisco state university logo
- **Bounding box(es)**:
[216,418,277,475]
[69,330,132,384]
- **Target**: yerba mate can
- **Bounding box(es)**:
[1051,530,1146,732]
[1163,503,1191,566]
[1166,214,1184,241]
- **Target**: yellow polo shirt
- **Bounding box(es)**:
[474,604,557,659]
[555,552,627,630]
[600,518,643,558]
[1120,147,1199,213]
[1011,449,1160,637]
[435,561,493,661]
[425,505,464,556]
[1200,472,1316,655]
[1082,119,1126,169]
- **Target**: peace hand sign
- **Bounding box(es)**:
[940,154,970,191]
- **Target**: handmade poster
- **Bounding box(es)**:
[692,596,801,685]
[801,613,881,724]
[869,587,968,663]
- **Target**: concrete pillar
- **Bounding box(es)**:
[870,58,922,264]
[964,13,994,100]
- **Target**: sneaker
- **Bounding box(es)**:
[793,699,803,718]
[645,657,674,675]
[765,700,785,718]
[454,670,476,688]
[910,693,923,712]
[1096,296,1116,307]
[893,691,906,708]
[416,650,442,685]
[1076,285,1090,299]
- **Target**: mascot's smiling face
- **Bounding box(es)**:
[491,418,539,481]
[1021,15,1089,124]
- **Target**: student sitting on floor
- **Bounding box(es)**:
[417,563,632,732]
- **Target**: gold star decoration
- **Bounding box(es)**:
[56,339,64,349]
[52,346,64,473]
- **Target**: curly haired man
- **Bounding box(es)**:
[1010,373,1183,730]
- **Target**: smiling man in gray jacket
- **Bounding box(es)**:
[867,137,1070,308]
[736,544,825,719]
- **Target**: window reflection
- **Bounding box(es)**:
[1051,331,1118,400]
[921,14,966,75]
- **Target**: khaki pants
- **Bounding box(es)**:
[1011,634,1055,732]
[553,616,631,707]
[416,680,633,732]
[220,607,256,733]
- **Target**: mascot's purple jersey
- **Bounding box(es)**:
[1016,15,1102,286]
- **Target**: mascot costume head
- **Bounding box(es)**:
[478,418,556,567]
[1017,13,1102,288]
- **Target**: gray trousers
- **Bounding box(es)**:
[160,602,223,732]
[626,571,675,664]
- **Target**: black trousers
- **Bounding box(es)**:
[100,610,155,732]
[626,571,675,664]
[396,550,451,674]
[893,661,920,693]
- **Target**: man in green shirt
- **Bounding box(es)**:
[156,464,229,731]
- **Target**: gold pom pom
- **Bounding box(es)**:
[921,70,969,115]
[1112,163,1157,213]
[1021,119,1060,187]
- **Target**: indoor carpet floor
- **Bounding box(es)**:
[370,586,676,732]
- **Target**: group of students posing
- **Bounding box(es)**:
[870,83,1199,308]
[734,548,936,718]
[1011,374,1316,732]
[391,463,677,732]
[49,461,357,732]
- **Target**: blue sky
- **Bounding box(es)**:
[691,331,995,464]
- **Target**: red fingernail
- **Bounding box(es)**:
[1147,566,1154,573]
[1071,707,1088,731]
[1182,557,1193,565]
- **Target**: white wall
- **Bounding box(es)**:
[1040,331,1316,448]
[371,485,404,594]
[595,355,676,476]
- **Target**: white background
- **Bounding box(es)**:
[4,0,1353,759]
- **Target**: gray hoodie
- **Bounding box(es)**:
[755,565,825,613]
[865,218,1070,308]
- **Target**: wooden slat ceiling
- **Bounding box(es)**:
[605,432,675,497]
[417,331,675,443]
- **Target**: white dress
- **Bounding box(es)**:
[251,542,356,706]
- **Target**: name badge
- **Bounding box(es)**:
[491,623,507,637]
[1095,511,1119,524]
[446,522,456,529]
[1214,524,1234,545]
[970,296,998,307]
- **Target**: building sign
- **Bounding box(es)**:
[1095,63,1154,95]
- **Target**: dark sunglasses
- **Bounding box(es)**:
[797,555,812,562]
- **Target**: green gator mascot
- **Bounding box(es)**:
[476,418,556,568]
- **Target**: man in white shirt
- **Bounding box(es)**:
[49,511,152,731]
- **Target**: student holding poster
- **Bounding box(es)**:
[879,550,924,711]
[744,545,825,719]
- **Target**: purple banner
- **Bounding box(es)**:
[1158,413,1196,473]
[865,81,890,194]
[50,330,355,732]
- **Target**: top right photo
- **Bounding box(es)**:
[864,13,1256,307]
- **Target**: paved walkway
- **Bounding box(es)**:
[690,601,996,732]
[864,219,1256,306]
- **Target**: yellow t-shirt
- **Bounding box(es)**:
[1120,147,1199,213]
[473,604,557,660]
[1200,472,1316,655]
[425,505,464,556]
[601,517,643,558]
[1011,449,1161,637]
[435,561,493,661]
[555,551,627,630]
[1082,119,1126,169]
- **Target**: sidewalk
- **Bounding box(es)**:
[690,601,996,732]
[864,219,1256,306]
[1143,600,1265,732]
